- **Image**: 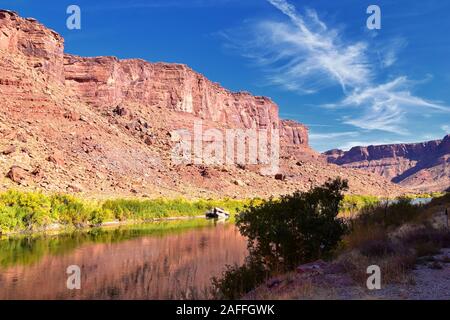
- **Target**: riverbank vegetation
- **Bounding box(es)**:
[0,190,252,235]
[1,188,429,236]
[212,182,449,299]
[212,178,350,299]
[338,193,450,285]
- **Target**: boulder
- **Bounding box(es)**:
[64,111,81,121]
[6,166,28,183]
[47,150,65,166]
[144,136,153,145]
[296,260,328,275]
[67,184,83,193]
[113,105,128,116]
[2,145,16,155]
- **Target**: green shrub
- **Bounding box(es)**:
[0,190,251,234]
[0,190,52,231]
[356,197,421,229]
[50,194,95,226]
[212,178,350,299]
[0,204,26,233]
[102,197,249,221]
[89,209,114,226]
[237,178,349,270]
[341,195,380,214]
[211,257,269,300]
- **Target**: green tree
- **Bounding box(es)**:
[236,178,349,270]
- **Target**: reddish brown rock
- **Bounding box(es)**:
[280,120,309,147]
[67,184,83,193]
[0,11,407,198]
[47,151,65,166]
[63,55,290,135]
[0,10,64,84]
[2,145,16,155]
[64,111,81,121]
[324,135,450,192]
[6,166,28,183]
[31,166,44,179]
[113,105,128,116]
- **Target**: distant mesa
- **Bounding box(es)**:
[324,135,450,192]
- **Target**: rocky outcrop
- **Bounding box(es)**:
[63,55,311,149]
[324,136,450,192]
[64,56,288,133]
[0,10,64,83]
[325,140,444,165]
[280,120,308,145]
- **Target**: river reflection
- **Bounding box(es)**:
[0,220,248,299]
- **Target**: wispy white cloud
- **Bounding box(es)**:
[237,0,449,136]
[442,125,450,133]
[337,77,449,135]
[310,131,360,140]
[377,38,407,68]
[224,0,371,94]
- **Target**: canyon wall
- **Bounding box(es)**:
[325,136,450,192]
[0,9,309,150]
[0,10,64,83]
[0,10,405,197]
[63,55,309,148]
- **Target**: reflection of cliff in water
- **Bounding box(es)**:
[0,222,247,299]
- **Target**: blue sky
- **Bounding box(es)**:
[3,0,450,151]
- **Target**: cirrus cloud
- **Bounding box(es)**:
[224,0,449,140]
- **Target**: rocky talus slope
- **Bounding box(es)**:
[325,136,450,192]
[0,10,404,198]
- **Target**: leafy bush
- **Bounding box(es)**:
[236,178,349,270]
[340,194,380,214]
[0,190,52,231]
[212,178,350,298]
[358,238,400,257]
[355,197,421,229]
[403,227,450,257]
[50,194,92,226]
[211,257,269,300]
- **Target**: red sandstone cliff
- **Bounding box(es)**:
[0,10,404,197]
[324,136,450,192]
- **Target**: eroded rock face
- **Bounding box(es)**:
[0,10,64,84]
[0,11,406,198]
[6,166,28,184]
[324,136,450,192]
[62,54,312,151]
[280,120,309,154]
[64,56,284,131]
[325,141,442,165]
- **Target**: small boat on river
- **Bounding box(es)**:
[205,207,230,219]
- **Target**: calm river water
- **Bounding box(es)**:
[0,220,248,299]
